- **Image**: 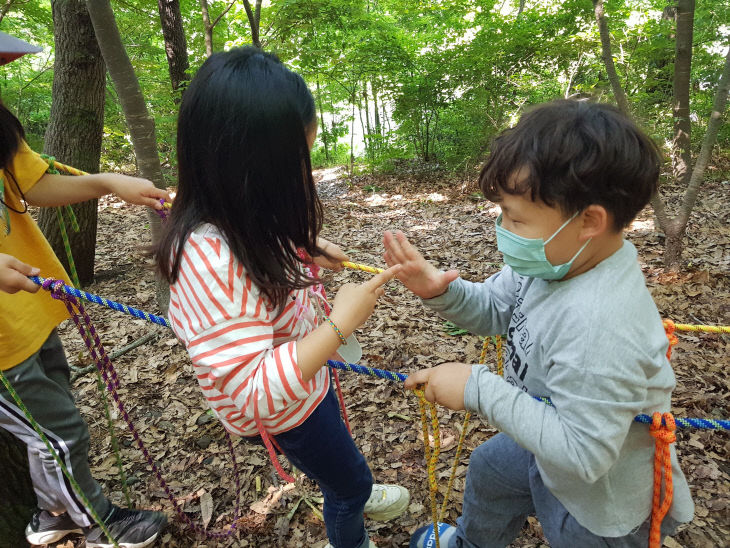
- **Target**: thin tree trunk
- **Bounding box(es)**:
[242,0,262,48]
[157,0,190,99]
[316,77,329,161]
[37,0,106,286]
[85,0,167,305]
[592,0,630,115]
[200,0,236,56]
[0,0,16,24]
[0,430,35,546]
[349,88,356,175]
[199,0,213,57]
[671,0,694,186]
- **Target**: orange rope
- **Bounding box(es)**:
[649,412,676,548]
[663,320,679,360]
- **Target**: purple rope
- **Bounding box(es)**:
[43,278,241,539]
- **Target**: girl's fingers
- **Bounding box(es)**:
[384,230,408,264]
[365,264,401,291]
[404,367,431,389]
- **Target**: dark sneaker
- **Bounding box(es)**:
[84,505,167,548]
[25,509,83,544]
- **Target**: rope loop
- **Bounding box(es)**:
[662,320,679,360]
[649,412,676,548]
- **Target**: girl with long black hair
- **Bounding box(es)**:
[157,47,409,548]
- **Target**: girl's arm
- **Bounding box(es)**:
[297,265,400,381]
[24,172,170,209]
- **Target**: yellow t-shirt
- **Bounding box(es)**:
[0,140,71,369]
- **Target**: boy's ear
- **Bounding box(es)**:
[579,205,612,240]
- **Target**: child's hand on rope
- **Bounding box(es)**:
[313,237,349,271]
[103,174,171,210]
[329,264,401,336]
[405,362,472,411]
[383,230,459,299]
[0,253,40,294]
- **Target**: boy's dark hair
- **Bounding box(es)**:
[479,100,661,230]
[0,101,29,214]
[156,46,326,310]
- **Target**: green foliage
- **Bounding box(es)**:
[3,0,728,181]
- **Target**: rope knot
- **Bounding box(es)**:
[41,278,66,299]
[649,412,676,548]
[650,412,676,444]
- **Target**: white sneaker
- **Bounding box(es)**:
[363,484,410,521]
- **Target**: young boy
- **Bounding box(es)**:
[0,35,170,548]
[384,100,694,547]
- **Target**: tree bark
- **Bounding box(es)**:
[592,0,630,115]
[671,0,695,186]
[242,0,262,48]
[37,0,106,286]
[157,0,190,98]
[85,0,168,306]
[0,429,35,547]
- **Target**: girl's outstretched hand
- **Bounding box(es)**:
[313,237,349,271]
[383,230,459,299]
[329,264,401,336]
[404,362,472,411]
[104,174,171,210]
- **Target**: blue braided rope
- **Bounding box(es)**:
[28,277,729,431]
[30,276,170,328]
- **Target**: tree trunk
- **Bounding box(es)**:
[200,0,236,56]
[592,0,630,115]
[157,0,190,99]
[0,429,35,547]
[37,0,105,286]
[316,77,329,161]
[199,0,213,57]
[85,0,168,306]
[242,0,262,48]
[671,0,694,186]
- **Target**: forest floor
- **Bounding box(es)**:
[44,165,728,548]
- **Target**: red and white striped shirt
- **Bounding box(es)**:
[168,224,330,436]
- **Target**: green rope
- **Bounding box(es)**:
[94,367,133,508]
[55,206,81,288]
[0,368,119,547]
[44,154,81,288]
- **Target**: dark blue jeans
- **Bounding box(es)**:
[274,389,373,548]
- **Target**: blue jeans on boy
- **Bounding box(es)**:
[454,433,680,548]
[274,388,373,548]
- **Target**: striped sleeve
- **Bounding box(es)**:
[173,231,316,418]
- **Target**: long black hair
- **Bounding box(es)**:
[157,46,328,310]
[0,101,29,214]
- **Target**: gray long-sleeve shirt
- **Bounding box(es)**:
[423,240,694,537]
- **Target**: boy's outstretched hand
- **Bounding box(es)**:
[404,362,472,411]
[383,230,459,299]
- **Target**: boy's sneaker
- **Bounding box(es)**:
[363,484,410,521]
[83,505,167,548]
[325,542,377,548]
[409,522,456,548]
[25,509,82,544]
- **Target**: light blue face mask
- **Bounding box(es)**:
[495,212,591,280]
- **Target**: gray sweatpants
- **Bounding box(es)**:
[0,330,110,527]
[454,433,681,548]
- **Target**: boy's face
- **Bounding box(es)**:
[497,190,585,268]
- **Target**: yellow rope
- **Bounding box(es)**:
[415,388,441,548]
[342,261,384,274]
[672,323,730,334]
